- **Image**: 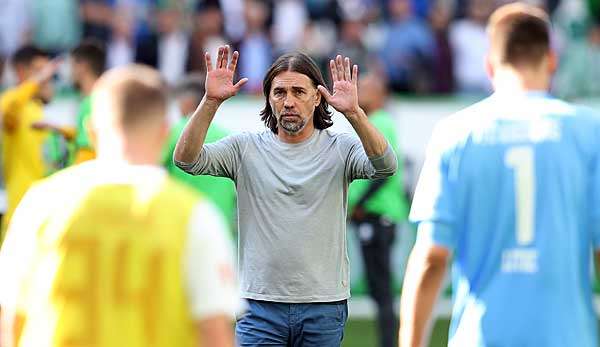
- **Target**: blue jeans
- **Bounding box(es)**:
[236,299,348,347]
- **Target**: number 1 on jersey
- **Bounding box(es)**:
[505,146,535,245]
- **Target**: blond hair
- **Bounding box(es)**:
[92,64,167,133]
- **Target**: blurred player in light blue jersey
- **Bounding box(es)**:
[399,3,600,347]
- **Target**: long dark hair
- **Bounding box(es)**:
[260,52,333,134]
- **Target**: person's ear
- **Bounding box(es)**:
[314,88,321,106]
[547,50,558,75]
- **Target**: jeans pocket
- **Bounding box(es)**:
[335,301,348,324]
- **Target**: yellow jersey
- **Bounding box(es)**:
[0,161,239,347]
[0,81,49,237]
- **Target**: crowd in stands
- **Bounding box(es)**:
[0,0,599,98]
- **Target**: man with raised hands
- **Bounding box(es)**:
[175,46,397,346]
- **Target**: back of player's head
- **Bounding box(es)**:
[12,45,49,67]
[92,64,167,135]
[260,52,333,134]
[487,3,551,68]
[71,39,106,77]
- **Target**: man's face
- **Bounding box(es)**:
[269,71,321,135]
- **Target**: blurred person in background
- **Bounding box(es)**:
[162,73,237,231]
[71,39,107,163]
[335,14,370,75]
[135,5,190,85]
[401,3,600,347]
[27,40,108,168]
[271,0,309,54]
[238,0,273,94]
[106,12,136,69]
[429,0,455,94]
[380,0,437,93]
[0,64,239,347]
[29,0,82,55]
[0,46,60,239]
[348,71,409,347]
[449,0,494,94]
[554,19,600,99]
[174,46,397,346]
[80,0,115,44]
[187,2,230,73]
[0,0,31,87]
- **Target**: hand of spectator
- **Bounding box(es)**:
[33,57,62,85]
[318,55,361,118]
[204,45,248,104]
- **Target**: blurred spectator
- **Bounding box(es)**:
[0,46,59,236]
[187,2,230,73]
[219,0,247,42]
[300,19,337,79]
[271,0,308,53]
[30,0,81,55]
[429,0,455,93]
[80,0,115,43]
[335,16,370,75]
[0,0,30,75]
[71,40,107,164]
[380,0,436,93]
[155,7,190,85]
[162,73,237,229]
[306,0,341,21]
[106,13,136,68]
[554,21,600,99]
[449,0,493,94]
[349,71,409,347]
[238,0,273,94]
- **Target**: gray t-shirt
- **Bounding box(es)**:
[176,128,397,302]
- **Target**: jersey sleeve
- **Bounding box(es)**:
[0,186,43,309]
[0,81,39,132]
[591,120,600,249]
[183,200,243,320]
[409,121,458,249]
[174,132,248,180]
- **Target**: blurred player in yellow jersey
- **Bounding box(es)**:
[0,65,239,347]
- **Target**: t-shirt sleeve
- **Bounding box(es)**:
[174,132,248,180]
[409,122,458,250]
[0,187,43,309]
[338,133,397,182]
[183,200,244,320]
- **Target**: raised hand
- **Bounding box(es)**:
[317,55,360,117]
[204,45,248,103]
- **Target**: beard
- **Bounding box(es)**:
[278,115,307,134]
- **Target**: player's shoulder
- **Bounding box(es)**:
[539,97,600,131]
[430,98,489,146]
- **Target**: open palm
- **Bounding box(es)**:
[318,55,360,116]
[205,45,248,102]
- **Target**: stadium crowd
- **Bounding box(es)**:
[0,0,599,97]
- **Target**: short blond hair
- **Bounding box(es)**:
[487,2,551,67]
[92,64,167,133]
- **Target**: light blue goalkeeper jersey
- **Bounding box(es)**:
[410,91,600,347]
